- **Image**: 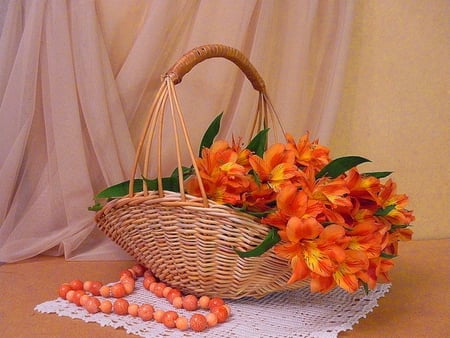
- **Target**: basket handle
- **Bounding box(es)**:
[165,44,266,92]
[129,44,284,206]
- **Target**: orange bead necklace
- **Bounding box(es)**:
[58,263,231,332]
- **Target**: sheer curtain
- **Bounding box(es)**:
[0,0,354,262]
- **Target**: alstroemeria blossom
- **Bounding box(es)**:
[249,143,298,191]
[285,132,330,173]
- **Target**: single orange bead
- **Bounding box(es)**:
[128,303,139,317]
[206,312,218,327]
[209,297,225,310]
[138,304,154,321]
[211,305,229,323]
[69,279,84,291]
[162,311,178,328]
[99,285,111,297]
[110,283,126,298]
[182,295,198,311]
[172,296,183,309]
[153,309,165,323]
[58,284,72,299]
[175,316,189,331]
[198,295,210,309]
[65,290,75,302]
[122,281,135,295]
[153,282,166,297]
[127,268,137,279]
[83,280,93,292]
[149,282,157,293]
[190,313,207,332]
[85,297,101,314]
[79,294,91,307]
[90,281,103,296]
[131,264,146,277]
[113,299,129,315]
[99,300,112,314]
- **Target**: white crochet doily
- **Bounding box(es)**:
[35,278,390,338]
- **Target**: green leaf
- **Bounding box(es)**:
[362,171,393,179]
[90,166,194,211]
[380,252,397,259]
[88,202,103,212]
[247,128,269,157]
[228,205,273,218]
[235,228,281,258]
[249,169,262,187]
[374,204,396,216]
[199,112,223,156]
[144,177,178,192]
[389,224,410,232]
[316,156,371,179]
[361,280,370,295]
[95,179,144,199]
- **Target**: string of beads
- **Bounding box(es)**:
[57,263,230,332]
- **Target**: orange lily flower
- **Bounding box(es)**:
[262,184,323,230]
[377,179,415,226]
[332,250,369,292]
[345,169,382,206]
[249,143,298,191]
[296,167,352,209]
[362,257,395,289]
[285,132,330,172]
[187,140,251,205]
[274,222,348,285]
[241,182,277,212]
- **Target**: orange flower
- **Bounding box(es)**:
[231,135,252,170]
[346,220,383,259]
[296,167,352,209]
[285,132,330,172]
[274,222,348,285]
[249,143,298,191]
[186,140,251,205]
[377,179,415,226]
[382,227,413,256]
[262,184,323,229]
[332,250,369,292]
[361,257,395,289]
[241,183,277,212]
[311,249,369,293]
[345,169,382,205]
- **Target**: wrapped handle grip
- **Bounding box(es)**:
[165,44,266,92]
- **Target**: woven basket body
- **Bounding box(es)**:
[96,44,308,299]
[97,191,307,299]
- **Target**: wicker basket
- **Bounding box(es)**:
[96,44,308,299]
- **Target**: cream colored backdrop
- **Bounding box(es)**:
[329,0,450,240]
[0,0,355,262]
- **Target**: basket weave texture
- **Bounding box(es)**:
[96,44,308,299]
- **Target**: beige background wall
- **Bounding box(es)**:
[329,0,449,239]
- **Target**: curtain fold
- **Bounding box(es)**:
[0,0,354,262]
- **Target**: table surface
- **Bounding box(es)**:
[0,239,448,337]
